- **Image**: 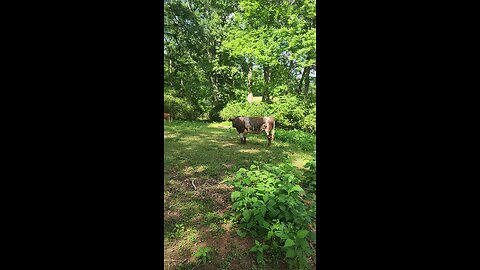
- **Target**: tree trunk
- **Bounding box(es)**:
[263,65,271,103]
[211,76,219,102]
[167,51,173,88]
[298,68,306,94]
[247,62,252,94]
[304,66,311,102]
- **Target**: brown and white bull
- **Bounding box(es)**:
[230,116,275,146]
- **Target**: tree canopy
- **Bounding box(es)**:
[164,0,316,130]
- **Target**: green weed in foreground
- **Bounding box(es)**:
[225,159,316,270]
[194,246,214,264]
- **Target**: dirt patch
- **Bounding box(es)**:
[194,230,256,270]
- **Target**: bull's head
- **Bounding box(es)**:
[230,116,239,128]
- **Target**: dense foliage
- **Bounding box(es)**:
[226,158,316,269]
[219,97,316,133]
[164,0,316,130]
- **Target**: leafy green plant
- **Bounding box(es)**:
[249,239,269,266]
[174,223,185,237]
[226,161,316,269]
[193,246,214,264]
[303,152,316,194]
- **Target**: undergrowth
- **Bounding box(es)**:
[225,156,317,269]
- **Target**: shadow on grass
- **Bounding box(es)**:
[164,121,312,270]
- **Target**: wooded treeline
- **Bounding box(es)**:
[164,0,316,132]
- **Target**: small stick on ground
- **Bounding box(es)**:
[192,179,197,190]
[164,259,188,263]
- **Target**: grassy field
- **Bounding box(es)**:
[164,120,316,270]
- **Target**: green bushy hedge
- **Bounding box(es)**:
[219,95,316,133]
[219,101,271,121]
[164,93,199,120]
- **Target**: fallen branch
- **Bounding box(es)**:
[192,179,197,190]
[164,258,188,263]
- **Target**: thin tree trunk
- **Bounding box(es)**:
[169,56,173,88]
[298,68,306,94]
[304,66,311,102]
[211,76,219,102]
[263,65,271,103]
[247,62,252,94]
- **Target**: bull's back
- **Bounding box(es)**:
[240,116,274,133]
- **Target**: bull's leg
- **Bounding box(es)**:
[239,133,244,144]
[266,130,273,146]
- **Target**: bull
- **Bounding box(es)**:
[164,113,172,122]
[230,116,275,146]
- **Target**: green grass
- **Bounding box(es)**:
[164,120,315,269]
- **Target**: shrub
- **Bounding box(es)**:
[219,101,271,121]
[300,106,316,133]
[164,93,198,120]
[226,161,316,269]
[216,94,316,134]
[269,95,306,130]
[274,129,316,152]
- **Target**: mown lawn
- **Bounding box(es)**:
[164,120,316,270]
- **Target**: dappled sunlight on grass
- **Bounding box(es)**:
[182,165,207,176]
[164,121,315,270]
[237,148,261,154]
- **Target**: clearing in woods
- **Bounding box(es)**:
[164,120,316,270]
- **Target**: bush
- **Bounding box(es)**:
[302,153,316,211]
[164,93,199,120]
[269,95,306,130]
[226,161,316,269]
[274,129,316,152]
[300,106,316,133]
[220,97,316,136]
[219,101,271,121]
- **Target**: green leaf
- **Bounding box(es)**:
[291,185,305,193]
[300,239,310,251]
[237,229,247,238]
[285,247,295,258]
[284,238,295,248]
[296,230,309,239]
[243,210,251,221]
[267,231,274,240]
[231,191,241,201]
